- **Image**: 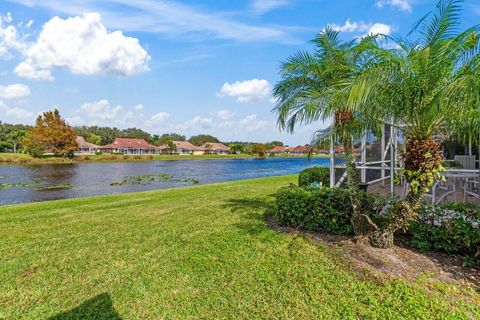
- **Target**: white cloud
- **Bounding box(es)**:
[366,23,392,36]
[217,109,235,120]
[252,0,290,14]
[134,104,144,111]
[0,84,30,99]
[0,101,35,119]
[80,99,122,120]
[239,114,268,132]
[148,112,170,125]
[178,116,213,131]
[8,0,293,43]
[329,19,392,36]
[65,115,83,126]
[13,62,53,80]
[219,79,272,103]
[13,12,150,80]
[375,0,412,12]
[0,13,27,58]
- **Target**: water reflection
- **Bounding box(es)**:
[0,157,333,205]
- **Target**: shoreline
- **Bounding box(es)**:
[0,153,331,165]
[1,174,477,318]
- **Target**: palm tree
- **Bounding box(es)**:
[7,130,26,153]
[349,0,480,247]
[273,28,379,241]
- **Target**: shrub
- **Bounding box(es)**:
[273,185,385,235]
[298,167,330,188]
[408,203,480,267]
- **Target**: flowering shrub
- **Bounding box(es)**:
[408,203,480,267]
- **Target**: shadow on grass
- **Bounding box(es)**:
[223,197,274,236]
[48,293,121,320]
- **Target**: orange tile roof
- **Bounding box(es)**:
[267,146,286,153]
[76,136,100,149]
[102,138,159,149]
[200,142,229,151]
[173,141,202,151]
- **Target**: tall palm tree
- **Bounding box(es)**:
[273,28,379,241]
[349,0,480,247]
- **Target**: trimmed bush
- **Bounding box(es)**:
[408,203,480,267]
[273,185,385,235]
[298,167,330,188]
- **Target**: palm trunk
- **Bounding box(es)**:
[342,136,378,243]
[368,137,442,248]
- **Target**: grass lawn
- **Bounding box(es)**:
[0,153,329,165]
[0,175,478,319]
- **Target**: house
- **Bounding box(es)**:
[75,136,100,154]
[334,145,345,154]
[172,141,204,155]
[290,145,313,155]
[158,144,170,154]
[267,146,287,154]
[200,142,229,155]
[101,138,160,154]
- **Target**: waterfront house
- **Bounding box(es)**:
[173,141,204,155]
[290,145,313,155]
[267,146,288,154]
[75,136,100,154]
[200,142,229,155]
[101,138,160,154]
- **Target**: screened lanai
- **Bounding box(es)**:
[328,123,480,204]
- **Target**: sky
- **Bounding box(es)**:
[0,0,478,145]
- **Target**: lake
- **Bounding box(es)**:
[0,157,334,205]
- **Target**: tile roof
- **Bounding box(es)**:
[200,142,229,151]
[76,136,100,149]
[102,138,159,149]
[290,145,312,153]
[267,146,286,153]
[173,141,202,151]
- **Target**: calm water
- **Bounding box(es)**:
[0,157,334,205]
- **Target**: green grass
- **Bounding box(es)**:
[0,152,329,165]
[0,175,478,319]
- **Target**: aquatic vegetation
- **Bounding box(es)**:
[111,174,199,186]
[34,183,72,191]
[0,180,71,191]
[0,181,40,190]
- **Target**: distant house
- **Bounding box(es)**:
[101,138,160,154]
[75,136,100,154]
[172,141,204,155]
[158,144,170,154]
[267,146,287,154]
[334,145,345,154]
[290,145,313,155]
[200,142,229,155]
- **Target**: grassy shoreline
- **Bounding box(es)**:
[1,175,478,318]
[0,152,330,165]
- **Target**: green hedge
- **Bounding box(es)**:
[273,185,385,235]
[298,167,330,188]
[409,203,480,267]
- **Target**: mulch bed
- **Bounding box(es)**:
[266,215,479,289]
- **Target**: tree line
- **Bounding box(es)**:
[1,111,285,156]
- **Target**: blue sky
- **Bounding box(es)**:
[0,0,478,145]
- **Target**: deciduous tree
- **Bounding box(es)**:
[23,109,77,157]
